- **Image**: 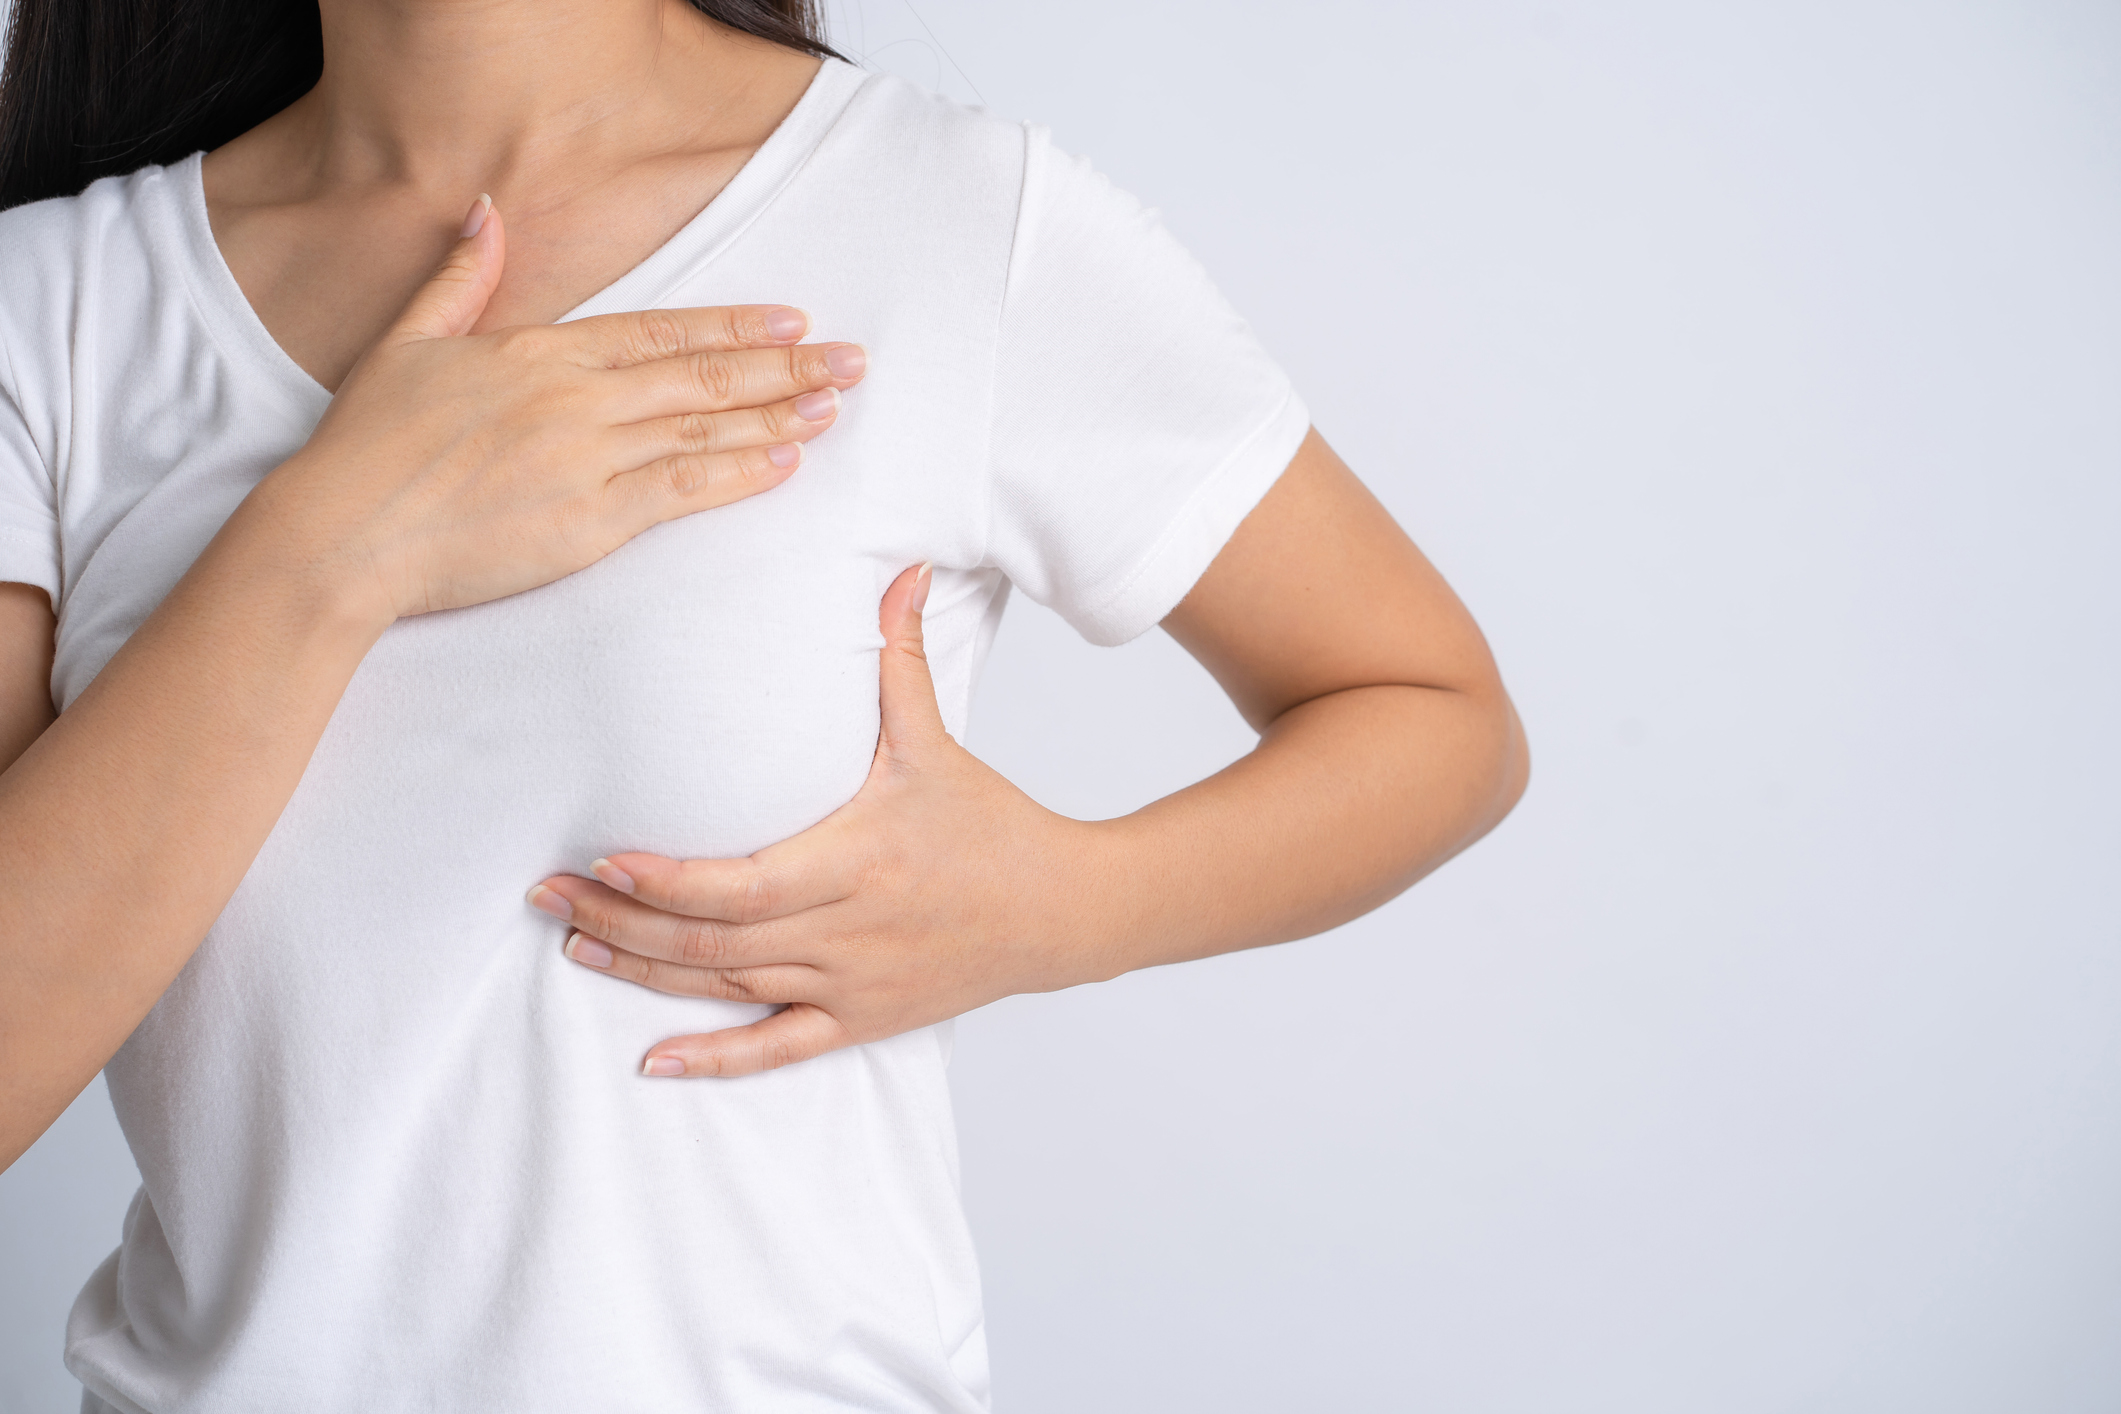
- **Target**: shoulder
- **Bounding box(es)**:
[818,63,1030,194]
[800,65,1171,273]
[0,186,89,350]
[0,163,173,279]
[0,162,181,422]
[0,163,179,342]
[827,75,1161,272]
[834,62,1023,149]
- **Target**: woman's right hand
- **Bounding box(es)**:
[246,196,863,623]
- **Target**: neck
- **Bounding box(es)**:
[284,0,745,194]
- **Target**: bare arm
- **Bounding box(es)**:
[0,584,53,767]
[529,429,1529,1075]
[0,535,385,1171]
[1111,426,1528,966]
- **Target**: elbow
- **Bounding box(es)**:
[1492,691,1531,822]
[1450,681,1529,850]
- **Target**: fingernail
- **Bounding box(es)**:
[825,344,867,380]
[565,933,614,968]
[764,307,808,341]
[766,442,803,470]
[526,884,572,921]
[642,1055,686,1078]
[912,561,933,614]
[461,193,492,239]
[590,858,635,893]
[793,388,840,422]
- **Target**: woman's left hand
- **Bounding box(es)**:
[527,437,1534,1077]
[526,564,1115,1077]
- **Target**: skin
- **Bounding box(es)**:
[207,0,830,384]
[0,0,1527,1167]
[529,449,1530,1075]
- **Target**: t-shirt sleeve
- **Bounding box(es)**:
[982,126,1311,647]
[0,347,60,604]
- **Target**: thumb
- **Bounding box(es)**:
[877,561,947,759]
[384,194,505,345]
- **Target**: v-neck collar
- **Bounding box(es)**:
[167,56,869,410]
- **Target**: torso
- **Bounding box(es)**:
[15,62,1024,1410]
[0,54,1311,1407]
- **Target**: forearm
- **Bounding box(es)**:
[1074,680,1528,981]
[0,491,387,1167]
[525,554,1530,1080]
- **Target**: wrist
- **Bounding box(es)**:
[214,461,400,640]
[1037,814,1170,991]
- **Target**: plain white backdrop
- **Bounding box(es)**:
[4,1,2119,1409]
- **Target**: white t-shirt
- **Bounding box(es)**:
[0,59,1309,1414]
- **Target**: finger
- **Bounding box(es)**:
[613,387,840,467]
[563,304,813,368]
[562,933,816,1004]
[527,878,801,968]
[604,441,805,528]
[383,195,504,344]
[640,1004,852,1078]
[877,561,949,761]
[588,841,859,924]
[610,341,867,422]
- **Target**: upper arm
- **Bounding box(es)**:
[984,130,1312,647]
[0,583,56,772]
[981,134,1511,743]
[0,329,58,761]
[1162,429,1513,732]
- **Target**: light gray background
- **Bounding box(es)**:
[4,1,2118,1409]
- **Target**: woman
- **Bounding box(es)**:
[0,0,1527,1408]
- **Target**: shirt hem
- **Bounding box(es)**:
[0,522,61,601]
[1070,388,1312,647]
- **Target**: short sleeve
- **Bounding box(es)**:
[982,127,1311,646]
[0,346,60,604]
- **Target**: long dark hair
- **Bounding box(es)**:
[0,0,843,211]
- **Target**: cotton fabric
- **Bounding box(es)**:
[0,58,1309,1413]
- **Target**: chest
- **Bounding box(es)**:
[209,156,758,391]
[48,111,1028,756]
[291,491,895,888]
